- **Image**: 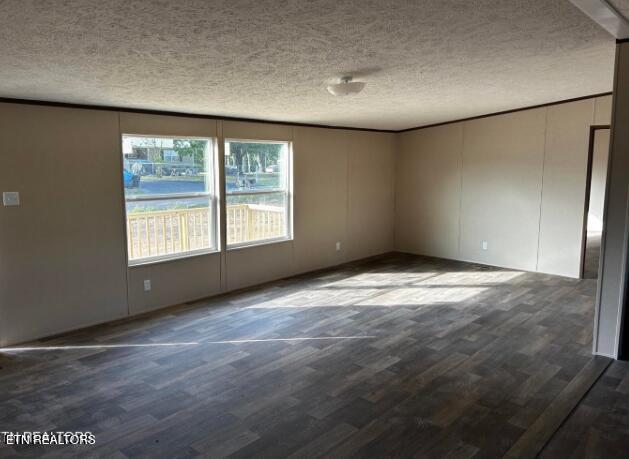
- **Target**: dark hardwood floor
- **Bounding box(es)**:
[542,359,629,458]
[0,253,616,458]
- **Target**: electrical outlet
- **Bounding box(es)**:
[481,241,488,251]
[336,242,341,251]
[143,279,151,292]
[2,191,20,206]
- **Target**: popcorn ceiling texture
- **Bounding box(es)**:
[0,0,616,130]
[609,0,629,21]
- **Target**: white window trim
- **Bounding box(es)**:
[126,191,212,202]
[224,138,293,250]
[128,247,219,267]
[227,235,293,251]
[121,134,221,265]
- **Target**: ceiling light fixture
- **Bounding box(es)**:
[326,76,366,96]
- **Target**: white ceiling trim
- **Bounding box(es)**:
[570,0,629,38]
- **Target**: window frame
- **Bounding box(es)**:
[121,133,221,266]
[224,138,293,250]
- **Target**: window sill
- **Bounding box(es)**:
[226,236,293,251]
[128,248,220,268]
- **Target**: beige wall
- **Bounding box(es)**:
[396,124,463,260]
[226,124,397,291]
[396,95,612,278]
[460,109,546,272]
[537,100,593,277]
[293,127,349,274]
[0,104,129,345]
[347,131,396,262]
[128,254,222,315]
[0,105,396,346]
[0,93,614,346]
[226,240,295,291]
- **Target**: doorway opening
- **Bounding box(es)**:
[581,126,611,280]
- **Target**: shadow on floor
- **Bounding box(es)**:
[0,253,610,457]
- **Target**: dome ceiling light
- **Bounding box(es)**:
[326,76,366,96]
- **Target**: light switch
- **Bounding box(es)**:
[2,192,20,206]
[481,241,488,250]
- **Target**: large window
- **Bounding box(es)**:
[122,135,218,264]
[225,140,292,247]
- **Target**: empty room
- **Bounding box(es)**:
[2,0,629,457]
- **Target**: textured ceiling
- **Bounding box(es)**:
[0,0,617,130]
[609,0,629,21]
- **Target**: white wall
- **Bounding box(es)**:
[396,95,612,278]
[596,42,629,358]
[587,129,610,232]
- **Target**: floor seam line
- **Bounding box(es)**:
[534,357,613,458]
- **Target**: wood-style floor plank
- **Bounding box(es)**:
[0,253,613,457]
[542,359,629,458]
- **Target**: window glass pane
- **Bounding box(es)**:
[127,202,213,261]
[122,135,216,263]
[123,136,210,198]
[225,141,287,192]
[126,196,210,213]
[227,192,287,245]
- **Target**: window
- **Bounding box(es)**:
[122,135,218,264]
[225,140,292,247]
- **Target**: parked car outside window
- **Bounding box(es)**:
[123,169,141,188]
